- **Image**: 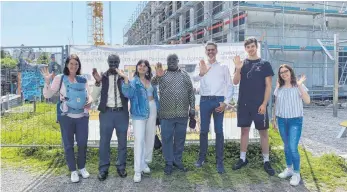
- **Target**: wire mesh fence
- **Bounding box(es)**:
[2,43,346,147]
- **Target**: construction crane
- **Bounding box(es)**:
[87,1,105,46]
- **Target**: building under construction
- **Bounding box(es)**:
[123,1,347,97]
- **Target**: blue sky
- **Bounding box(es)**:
[1,1,140,46]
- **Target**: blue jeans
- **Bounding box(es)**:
[160,117,188,166]
[59,115,89,171]
[199,96,224,165]
[277,117,303,172]
[99,109,129,172]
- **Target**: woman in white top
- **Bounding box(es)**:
[272,64,310,186]
[41,54,92,183]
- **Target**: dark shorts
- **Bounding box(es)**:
[237,103,269,130]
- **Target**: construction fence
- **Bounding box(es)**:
[1,41,346,147]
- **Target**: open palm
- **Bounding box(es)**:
[115,68,127,79]
[199,60,210,76]
[40,67,54,83]
[155,62,165,77]
[92,69,102,82]
[233,55,243,70]
[297,74,306,86]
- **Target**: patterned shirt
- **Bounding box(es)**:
[274,84,309,118]
[152,69,195,119]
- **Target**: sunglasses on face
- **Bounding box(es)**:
[280,69,289,75]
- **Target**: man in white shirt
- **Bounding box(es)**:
[193,41,233,174]
[92,54,129,181]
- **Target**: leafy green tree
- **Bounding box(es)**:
[1,57,18,68]
[37,52,49,64]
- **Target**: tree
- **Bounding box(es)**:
[37,52,49,64]
[1,57,18,68]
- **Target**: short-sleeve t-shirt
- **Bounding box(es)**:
[238,58,274,106]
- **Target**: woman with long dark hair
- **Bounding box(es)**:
[41,54,92,183]
[272,64,310,186]
[117,59,159,183]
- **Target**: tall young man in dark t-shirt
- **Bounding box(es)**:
[232,37,275,176]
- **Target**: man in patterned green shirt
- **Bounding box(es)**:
[152,54,195,175]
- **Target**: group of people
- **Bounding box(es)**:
[41,37,310,187]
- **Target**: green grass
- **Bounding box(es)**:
[1,102,347,191]
[1,102,61,145]
[269,129,347,191]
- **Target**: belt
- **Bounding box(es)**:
[106,107,123,111]
[201,96,224,100]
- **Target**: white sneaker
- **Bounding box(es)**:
[71,171,80,183]
[143,164,151,174]
[134,172,141,183]
[79,168,90,179]
[278,168,293,179]
[290,173,301,186]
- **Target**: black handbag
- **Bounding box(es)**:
[154,134,162,150]
[154,118,162,150]
[189,116,196,129]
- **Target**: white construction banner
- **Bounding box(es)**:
[70,44,261,143]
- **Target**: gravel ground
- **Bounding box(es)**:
[300,108,347,156]
[0,167,43,192]
[1,168,310,192]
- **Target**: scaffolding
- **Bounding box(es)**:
[123,1,347,100]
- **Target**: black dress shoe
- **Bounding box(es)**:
[173,162,188,172]
[98,171,108,181]
[117,169,127,178]
[164,164,173,175]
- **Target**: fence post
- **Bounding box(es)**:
[33,97,36,113]
[333,34,339,117]
[5,93,10,110]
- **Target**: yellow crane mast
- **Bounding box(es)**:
[87,1,105,46]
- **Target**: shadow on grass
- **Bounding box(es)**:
[301,142,321,192]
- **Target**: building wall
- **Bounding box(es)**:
[124,1,347,90]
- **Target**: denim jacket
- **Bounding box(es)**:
[121,76,160,120]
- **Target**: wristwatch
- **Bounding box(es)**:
[95,81,101,87]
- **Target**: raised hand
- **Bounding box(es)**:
[199,60,210,76]
[233,55,243,70]
[297,74,306,86]
[92,68,102,83]
[40,67,54,83]
[115,68,128,79]
[155,62,165,77]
